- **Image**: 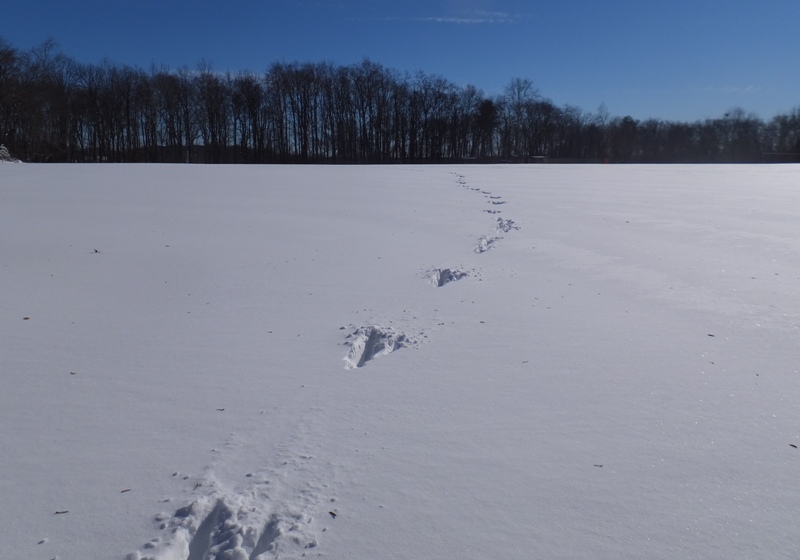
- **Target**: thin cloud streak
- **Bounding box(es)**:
[382,11,525,25]
[700,85,765,94]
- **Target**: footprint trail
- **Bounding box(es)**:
[453,173,521,254]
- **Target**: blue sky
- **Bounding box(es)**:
[4,0,800,122]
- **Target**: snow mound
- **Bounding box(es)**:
[0,144,21,163]
[343,325,416,369]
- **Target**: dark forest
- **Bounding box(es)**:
[2,39,799,164]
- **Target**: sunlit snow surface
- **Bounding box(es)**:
[2,164,800,559]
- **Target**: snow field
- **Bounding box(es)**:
[2,163,800,559]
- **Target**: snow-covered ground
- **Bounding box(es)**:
[2,163,800,560]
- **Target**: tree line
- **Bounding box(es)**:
[1,38,799,164]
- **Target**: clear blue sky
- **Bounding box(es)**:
[4,0,800,122]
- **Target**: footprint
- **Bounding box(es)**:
[250,514,282,558]
[186,500,235,560]
[475,234,501,254]
[135,494,319,560]
[496,217,520,233]
[343,325,416,369]
[475,216,521,253]
[427,268,468,287]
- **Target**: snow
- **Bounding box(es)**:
[2,163,800,559]
[0,144,21,163]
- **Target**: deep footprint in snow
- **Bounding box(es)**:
[496,217,520,233]
[343,325,417,369]
[475,234,501,254]
[475,217,521,253]
[427,267,468,287]
[131,494,318,560]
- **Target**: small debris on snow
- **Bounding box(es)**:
[121,488,132,493]
[329,510,338,518]
[54,510,69,515]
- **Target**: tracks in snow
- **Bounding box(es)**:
[454,173,521,254]
[131,170,519,560]
[341,172,521,369]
